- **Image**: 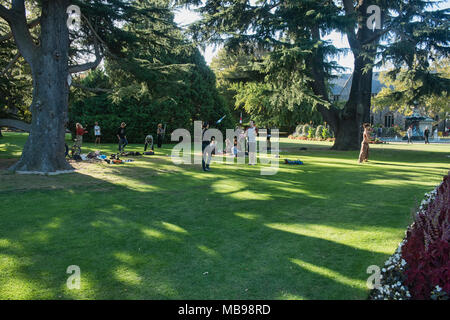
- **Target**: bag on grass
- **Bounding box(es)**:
[284,159,303,165]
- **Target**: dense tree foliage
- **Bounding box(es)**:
[69,0,232,143]
[374,58,450,117]
[210,47,322,130]
[70,52,232,143]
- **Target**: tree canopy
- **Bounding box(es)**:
[374,57,450,116]
[210,47,323,129]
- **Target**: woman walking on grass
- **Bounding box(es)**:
[358,123,371,164]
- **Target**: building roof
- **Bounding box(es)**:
[330,72,385,101]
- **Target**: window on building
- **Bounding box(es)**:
[384,114,394,128]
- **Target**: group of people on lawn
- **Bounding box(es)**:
[74,122,165,152]
[406,125,435,144]
[359,123,437,164]
[75,121,415,168]
[200,120,262,171]
[74,120,265,172]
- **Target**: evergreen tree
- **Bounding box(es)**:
[179,0,449,150]
[0,0,198,173]
[210,47,322,130]
[69,0,232,142]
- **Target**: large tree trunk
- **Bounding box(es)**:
[331,55,374,151]
[9,0,72,174]
[329,0,377,151]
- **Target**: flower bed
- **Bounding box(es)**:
[369,173,450,300]
[369,138,387,144]
[288,135,335,142]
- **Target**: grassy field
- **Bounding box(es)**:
[0,132,448,299]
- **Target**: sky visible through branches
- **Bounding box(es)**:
[174,0,450,71]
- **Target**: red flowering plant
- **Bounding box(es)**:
[402,173,450,299]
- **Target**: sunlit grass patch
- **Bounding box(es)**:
[0,133,448,299]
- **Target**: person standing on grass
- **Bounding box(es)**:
[75,123,88,148]
[94,122,101,145]
[407,125,413,144]
[424,126,430,144]
[202,122,212,171]
[267,127,272,151]
[232,137,238,157]
[117,122,128,152]
[358,123,371,164]
[144,135,154,152]
[246,120,257,165]
[157,123,164,148]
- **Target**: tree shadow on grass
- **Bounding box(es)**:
[0,134,447,299]
[0,150,445,299]
[0,183,389,300]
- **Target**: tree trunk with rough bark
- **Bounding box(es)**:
[331,55,374,151]
[9,0,72,173]
[320,0,378,151]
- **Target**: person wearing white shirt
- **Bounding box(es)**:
[246,121,257,165]
[407,126,413,144]
[94,122,101,145]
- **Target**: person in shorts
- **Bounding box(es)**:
[94,122,101,145]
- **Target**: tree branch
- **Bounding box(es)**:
[68,37,102,74]
[0,118,31,132]
[0,17,40,42]
[11,0,25,12]
[0,4,13,22]
[0,52,21,77]
[342,0,359,51]
[71,83,112,93]
[80,13,119,59]
[2,0,37,65]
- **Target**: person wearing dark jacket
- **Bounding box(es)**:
[202,122,211,171]
[424,127,430,144]
[117,122,128,152]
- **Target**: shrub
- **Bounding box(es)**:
[322,127,330,140]
[402,173,450,299]
[302,124,311,137]
[308,127,315,139]
[315,125,324,139]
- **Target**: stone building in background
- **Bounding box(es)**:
[330,72,407,129]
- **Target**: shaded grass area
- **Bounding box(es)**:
[0,132,449,299]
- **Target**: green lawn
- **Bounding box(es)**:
[0,132,448,299]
